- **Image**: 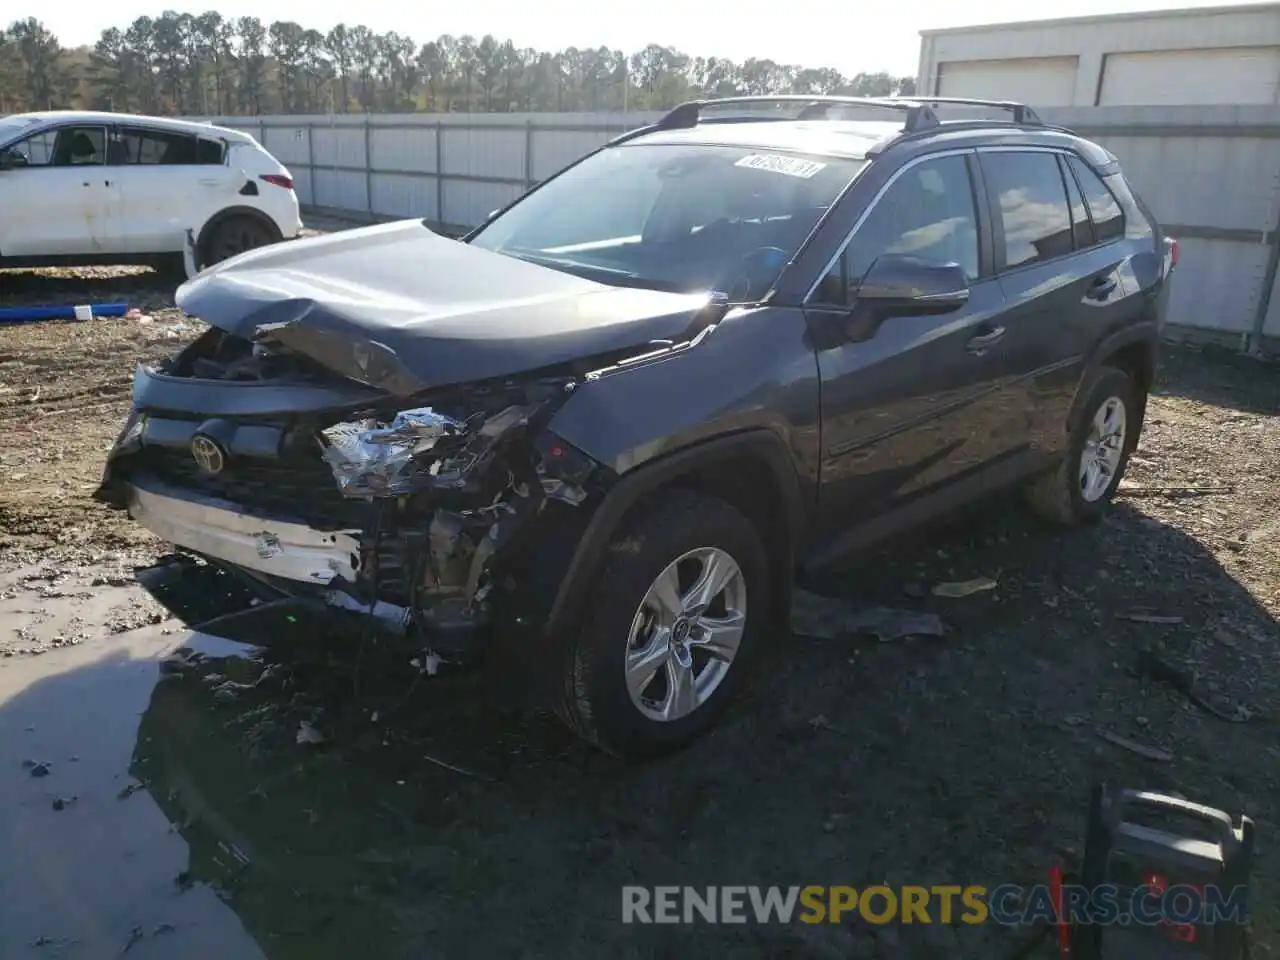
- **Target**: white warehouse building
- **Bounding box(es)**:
[915,2,1280,106]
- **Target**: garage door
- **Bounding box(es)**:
[1098,47,1280,105]
[937,57,1079,106]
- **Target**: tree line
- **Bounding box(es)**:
[1,13,917,117]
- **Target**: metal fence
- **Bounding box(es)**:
[194,106,1280,351]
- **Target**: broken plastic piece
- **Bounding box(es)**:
[320,407,464,498]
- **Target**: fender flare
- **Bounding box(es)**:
[544,428,803,637]
[1067,319,1159,435]
[195,206,284,267]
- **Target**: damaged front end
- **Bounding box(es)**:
[97,222,727,664]
[96,324,614,664]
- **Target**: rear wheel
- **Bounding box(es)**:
[1025,365,1139,524]
[201,215,276,268]
[554,489,772,759]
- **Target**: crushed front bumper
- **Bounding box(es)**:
[127,473,362,586]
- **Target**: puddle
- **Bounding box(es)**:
[2,557,898,959]
[0,626,266,959]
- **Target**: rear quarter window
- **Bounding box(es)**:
[1067,156,1124,243]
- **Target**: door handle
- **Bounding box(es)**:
[198,178,220,186]
[965,325,1006,355]
[1087,275,1118,300]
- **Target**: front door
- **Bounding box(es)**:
[807,151,1020,534]
[0,124,120,257]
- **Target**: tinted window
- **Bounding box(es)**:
[115,128,215,165]
[813,154,979,305]
[197,138,225,164]
[6,126,104,166]
[1068,156,1125,243]
[981,152,1072,269]
[1060,156,1094,249]
[471,144,865,301]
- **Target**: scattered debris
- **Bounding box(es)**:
[1116,482,1235,498]
[1118,611,1184,625]
[1098,730,1174,762]
[791,589,946,641]
[120,924,145,955]
[296,720,326,745]
[422,751,494,782]
[410,653,442,676]
[160,648,203,675]
[51,796,77,811]
[117,781,145,800]
[1135,648,1262,723]
[23,759,51,777]
[932,575,998,598]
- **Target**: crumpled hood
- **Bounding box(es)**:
[176,219,715,396]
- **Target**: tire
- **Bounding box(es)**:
[201,215,276,268]
[1025,365,1140,525]
[554,489,772,759]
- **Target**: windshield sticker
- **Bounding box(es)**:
[734,154,827,179]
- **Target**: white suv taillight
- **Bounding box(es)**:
[1164,236,1179,274]
[260,174,294,190]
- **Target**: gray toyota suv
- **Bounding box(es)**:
[96,96,1177,758]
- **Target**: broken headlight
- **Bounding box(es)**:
[319,407,465,498]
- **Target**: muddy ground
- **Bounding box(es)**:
[0,255,1278,959]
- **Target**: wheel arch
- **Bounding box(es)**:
[545,429,803,640]
[195,206,283,267]
[1069,321,1158,442]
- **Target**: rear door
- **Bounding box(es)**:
[110,126,230,254]
[807,150,1020,533]
[0,124,119,257]
[976,148,1135,462]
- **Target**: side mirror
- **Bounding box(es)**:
[856,254,970,318]
[486,208,500,221]
[0,150,28,170]
[832,254,969,344]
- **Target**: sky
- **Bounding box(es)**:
[36,0,1274,77]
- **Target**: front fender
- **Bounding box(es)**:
[543,428,805,638]
[541,304,821,636]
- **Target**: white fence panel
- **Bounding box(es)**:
[190,107,1280,349]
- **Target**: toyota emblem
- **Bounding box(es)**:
[191,435,226,475]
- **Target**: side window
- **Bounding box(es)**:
[8,126,104,166]
[115,128,201,165]
[1060,156,1094,249]
[1068,156,1125,243]
[197,138,226,164]
[813,154,980,305]
[980,151,1073,269]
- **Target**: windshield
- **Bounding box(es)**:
[469,143,864,301]
[0,117,41,148]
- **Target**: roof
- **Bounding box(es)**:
[1,110,252,140]
[623,119,909,160]
[919,0,1280,36]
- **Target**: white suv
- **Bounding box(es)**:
[0,111,303,272]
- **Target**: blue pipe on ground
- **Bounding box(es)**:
[0,303,130,324]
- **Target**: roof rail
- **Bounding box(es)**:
[656,96,942,134]
[897,96,1043,125]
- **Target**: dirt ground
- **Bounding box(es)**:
[0,258,1278,959]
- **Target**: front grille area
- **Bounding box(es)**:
[133,446,369,529]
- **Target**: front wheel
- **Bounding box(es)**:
[1025,365,1140,524]
[554,489,772,758]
